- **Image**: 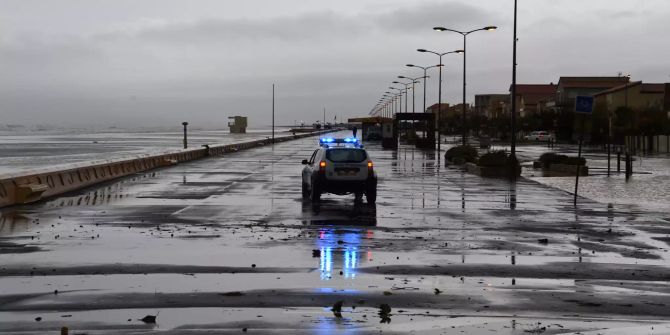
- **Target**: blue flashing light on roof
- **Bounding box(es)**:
[320,137,361,148]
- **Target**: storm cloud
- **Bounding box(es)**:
[0,0,668,128]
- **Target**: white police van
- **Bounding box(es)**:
[301,137,377,203]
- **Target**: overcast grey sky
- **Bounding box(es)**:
[1,0,669,129]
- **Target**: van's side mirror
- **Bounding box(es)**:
[301,159,309,165]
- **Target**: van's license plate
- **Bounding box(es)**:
[336,169,359,176]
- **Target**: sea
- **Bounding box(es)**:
[0,125,290,177]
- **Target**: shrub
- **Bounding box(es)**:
[539,152,586,167]
[445,145,478,163]
[539,152,563,168]
[477,151,521,176]
[478,150,508,167]
[562,156,586,166]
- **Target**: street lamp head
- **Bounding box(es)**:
[433,27,446,31]
[392,81,400,84]
[398,76,407,79]
[455,49,465,53]
[417,49,427,53]
[484,26,497,31]
[406,64,415,67]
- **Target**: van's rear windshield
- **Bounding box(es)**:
[326,149,367,163]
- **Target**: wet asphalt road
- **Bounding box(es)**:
[1,131,670,334]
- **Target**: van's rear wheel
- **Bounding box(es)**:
[302,183,310,199]
[365,188,376,204]
[310,184,321,202]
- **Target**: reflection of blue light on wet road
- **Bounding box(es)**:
[314,316,357,335]
[317,228,370,281]
[320,247,332,280]
[343,248,357,279]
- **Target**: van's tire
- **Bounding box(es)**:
[310,184,321,202]
[302,183,310,199]
[365,187,376,204]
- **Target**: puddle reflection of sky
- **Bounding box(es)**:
[317,228,373,280]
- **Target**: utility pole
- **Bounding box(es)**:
[510,0,518,180]
[272,84,275,144]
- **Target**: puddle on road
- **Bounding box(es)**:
[3,138,670,333]
[2,307,669,334]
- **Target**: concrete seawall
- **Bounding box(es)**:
[0,130,332,208]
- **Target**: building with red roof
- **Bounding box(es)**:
[509,84,557,117]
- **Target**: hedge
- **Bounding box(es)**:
[445,145,478,163]
[539,152,586,167]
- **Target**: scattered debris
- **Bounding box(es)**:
[332,300,344,318]
[140,313,158,324]
[538,238,549,244]
[434,288,442,295]
[524,322,547,333]
[34,316,42,322]
[312,249,321,257]
[378,304,392,324]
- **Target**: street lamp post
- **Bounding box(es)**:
[398,76,423,114]
[386,92,397,117]
[384,93,392,116]
[417,49,463,153]
[407,64,442,137]
[393,80,415,114]
[399,76,423,137]
[385,91,397,117]
[389,87,404,117]
[433,25,497,146]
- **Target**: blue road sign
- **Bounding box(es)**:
[575,96,594,114]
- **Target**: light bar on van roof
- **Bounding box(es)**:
[319,137,357,144]
[319,137,361,148]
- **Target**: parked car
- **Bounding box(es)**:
[302,138,377,203]
[524,131,554,142]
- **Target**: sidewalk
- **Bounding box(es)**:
[453,136,670,213]
[517,144,670,213]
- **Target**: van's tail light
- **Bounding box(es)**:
[319,161,326,173]
[367,161,374,174]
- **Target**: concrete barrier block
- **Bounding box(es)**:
[0,130,327,208]
[16,183,48,204]
[0,181,13,208]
